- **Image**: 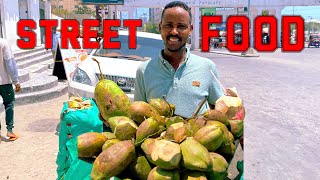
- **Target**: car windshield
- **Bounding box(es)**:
[93,35,164,61]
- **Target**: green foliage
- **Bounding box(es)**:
[73,5,95,15]
[261,10,269,16]
[51,0,70,18]
[305,22,320,33]
[73,0,95,15]
[50,0,94,17]
[52,8,70,18]
[145,23,159,34]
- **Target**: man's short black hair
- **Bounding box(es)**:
[161,1,192,24]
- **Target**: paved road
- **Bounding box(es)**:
[193,48,320,180]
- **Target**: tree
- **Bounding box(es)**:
[51,0,70,18]
[145,23,159,34]
[261,10,269,16]
[73,0,95,16]
[305,22,320,33]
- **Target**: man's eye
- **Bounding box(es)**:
[164,24,173,28]
[178,25,187,29]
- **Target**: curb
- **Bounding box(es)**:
[210,50,260,57]
[192,48,260,57]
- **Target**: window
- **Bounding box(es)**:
[94,35,163,61]
[75,5,79,8]
[59,5,63,8]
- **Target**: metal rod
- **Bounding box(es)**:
[210,70,227,95]
[191,96,207,119]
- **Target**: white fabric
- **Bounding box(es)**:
[0,38,15,85]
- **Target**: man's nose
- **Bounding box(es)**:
[170,27,179,35]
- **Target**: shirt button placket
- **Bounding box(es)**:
[173,70,178,88]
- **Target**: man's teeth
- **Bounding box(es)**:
[169,37,179,41]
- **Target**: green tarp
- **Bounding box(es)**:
[56,98,103,180]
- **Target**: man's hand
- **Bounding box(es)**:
[15,83,21,92]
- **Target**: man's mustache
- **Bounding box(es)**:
[167,35,182,41]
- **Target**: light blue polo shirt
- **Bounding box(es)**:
[134,48,224,118]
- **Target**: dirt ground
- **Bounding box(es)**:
[0,93,243,180]
[0,94,68,180]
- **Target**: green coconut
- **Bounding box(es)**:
[78,132,108,158]
[91,140,135,180]
[193,125,224,152]
[150,139,181,170]
[180,138,212,171]
[93,58,131,121]
[147,167,180,180]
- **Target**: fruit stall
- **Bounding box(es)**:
[56,59,245,180]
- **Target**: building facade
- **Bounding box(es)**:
[149,8,162,24]
[51,0,95,13]
[0,0,51,51]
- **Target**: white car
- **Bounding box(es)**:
[68,31,164,100]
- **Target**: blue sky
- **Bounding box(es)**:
[282,6,320,21]
[120,8,149,21]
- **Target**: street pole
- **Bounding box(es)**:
[309,16,314,33]
[248,0,251,47]
[248,0,250,17]
[241,0,258,56]
[312,21,315,33]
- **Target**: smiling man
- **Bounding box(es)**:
[134,1,224,118]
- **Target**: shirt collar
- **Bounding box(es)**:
[159,47,191,66]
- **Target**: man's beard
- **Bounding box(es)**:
[166,43,186,52]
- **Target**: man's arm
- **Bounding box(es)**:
[208,103,215,109]
[3,40,18,85]
[4,58,19,85]
[134,65,147,102]
[3,40,21,92]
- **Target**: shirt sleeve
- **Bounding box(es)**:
[134,64,147,102]
[3,40,19,85]
[3,40,14,61]
[4,58,19,85]
[207,63,224,105]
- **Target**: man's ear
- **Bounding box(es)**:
[158,22,162,32]
[189,24,193,35]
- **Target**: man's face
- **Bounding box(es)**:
[159,7,193,52]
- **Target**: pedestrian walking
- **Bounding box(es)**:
[0,38,21,142]
[47,26,60,60]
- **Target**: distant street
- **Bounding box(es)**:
[193,47,320,180]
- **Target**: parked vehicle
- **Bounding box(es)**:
[308,34,320,48]
[68,31,164,100]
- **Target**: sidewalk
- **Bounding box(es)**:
[209,47,260,57]
[0,94,68,180]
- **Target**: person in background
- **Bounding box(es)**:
[0,38,21,142]
[218,36,223,48]
[262,32,270,44]
[47,26,61,59]
[290,35,295,44]
[134,1,224,118]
